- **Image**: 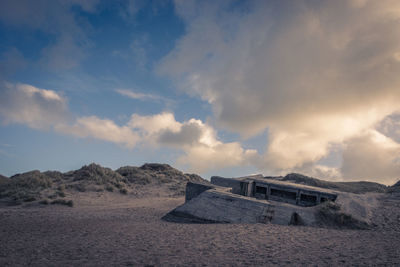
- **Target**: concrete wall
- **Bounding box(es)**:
[176,188,317,225]
[211,177,337,207]
[251,181,337,206]
[210,176,242,194]
[185,182,215,202]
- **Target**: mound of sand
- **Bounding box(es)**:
[0,163,209,206]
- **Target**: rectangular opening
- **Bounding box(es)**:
[320,197,328,203]
[300,194,317,204]
[255,186,267,195]
[270,188,297,200]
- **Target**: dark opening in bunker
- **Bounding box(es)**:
[255,186,267,195]
[289,212,304,226]
[300,194,317,204]
[270,188,297,200]
[320,197,328,203]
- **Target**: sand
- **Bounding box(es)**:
[0,191,399,266]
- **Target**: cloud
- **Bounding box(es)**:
[376,112,400,143]
[158,0,400,180]
[55,116,140,148]
[0,82,139,148]
[158,120,203,146]
[0,82,69,129]
[0,0,99,70]
[0,84,252,173]
[341,130,400,185]
[127,112,257,172]
[129,112,181,134]
[55,111,255,173]
[116,89,162,102]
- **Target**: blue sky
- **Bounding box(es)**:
[1,0,400,184]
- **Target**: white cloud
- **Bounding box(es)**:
[0,82,68,129]
[55,116,140,148]
[127,112,257,172]
[116,89,161,102]
[158,0,400,181]
[55,111,255,173]
[341,130,400,185]
[0,89,254,173]
[129,112,181,135]
[177,142,257,174]
[20,83,65,102]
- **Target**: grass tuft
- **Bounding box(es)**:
[51,199,73,207]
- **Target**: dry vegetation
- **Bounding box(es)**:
[1,165,398,208]
[0,174,9,185]
[0,163,209,207]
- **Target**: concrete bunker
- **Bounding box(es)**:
[227,177,337,207]
[163,175,361,227]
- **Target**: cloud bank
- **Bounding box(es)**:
[2,1,400,184]
[0,82,253,173]
[157,0,400,183]
[128,112,257,172]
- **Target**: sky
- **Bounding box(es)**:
[1,0,400,184]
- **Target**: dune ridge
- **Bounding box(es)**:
[0,163,208,206]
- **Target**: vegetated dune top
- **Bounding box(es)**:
[270,173,388,194]
[0,163,209,205]
[0,174,9,184]
[0,163,396,206]
[387,180,400,193]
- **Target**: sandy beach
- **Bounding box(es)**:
[1,192,399,266]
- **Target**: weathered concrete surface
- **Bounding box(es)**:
[211,176,337,207]
[172,188,316,225]
[185,182,215,202]
[165,181,377,228]
[210,176,242,194]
